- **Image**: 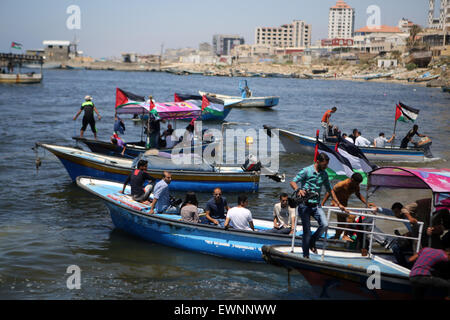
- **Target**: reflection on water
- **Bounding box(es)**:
[0,70,448,299]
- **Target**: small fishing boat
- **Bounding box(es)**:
[199,80,279,108]
[76,177,363,262]
[352,72,393,81]
[36,143,285,192]
[199,91,279,108]
[263,126,433,162]
[263,166,450,299]
[414,72,440,83]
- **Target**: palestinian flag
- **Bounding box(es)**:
[115,88,145,108]
[336,137,378,184]
[395,102,419,123]
[11,42,22,50]
[174,93,226,117]
[315,140,354,181]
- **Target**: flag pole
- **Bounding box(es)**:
[314,130,319,162]
[391,103,399,148]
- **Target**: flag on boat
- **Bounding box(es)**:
[11,42,22,50]
[174,93,226,117]
[115,88,145,109]
[395,102,419,123]
[314,140,354,181]
[336,137,377,184]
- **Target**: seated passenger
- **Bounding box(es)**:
[374,132,395,148]
[224,194,255,231]
[149,171,174,214]
[202,187,229,226]
[355,131,371,147]
[111,133,126,156]
[180,192,199,223]
[121,160,156,203]
[162,124,177,149]
[267,193,296,235]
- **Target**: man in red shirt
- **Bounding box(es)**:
[321,107,337,129]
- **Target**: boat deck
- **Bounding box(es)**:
[272,246,409,277]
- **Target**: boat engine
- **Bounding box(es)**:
[416,137,433,158]
[243,154,285,183]
[242,154,262,172]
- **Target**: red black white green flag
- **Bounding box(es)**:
[115,88,145,108]
[11,42,22,50]
[395,102,419,123]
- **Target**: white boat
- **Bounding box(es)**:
[263,126,433,162]
[199,91,279,108]
[0,72,42,84]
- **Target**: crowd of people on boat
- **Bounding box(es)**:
[321,108,430,149]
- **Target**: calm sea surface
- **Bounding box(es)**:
[0,70,448,299]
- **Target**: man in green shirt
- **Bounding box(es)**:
[290,153,341,258]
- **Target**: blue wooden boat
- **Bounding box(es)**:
[264,126,434,162]
[36,143,262,193]
[76,177,351,262]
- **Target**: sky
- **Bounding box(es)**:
[0,0,429,58]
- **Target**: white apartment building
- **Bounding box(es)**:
[255,20,311,48]
[328,0,355,39]
[428,0,450,31]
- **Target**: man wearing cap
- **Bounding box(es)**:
[73,95,102,139]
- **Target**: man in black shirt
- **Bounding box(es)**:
[73,95,102,139]
[121,160,156,203]
[400,125,427,149]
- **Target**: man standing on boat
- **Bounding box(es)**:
[321,107,337,131]
[290,153,342,258]
[73,95,102,139]
[321,173,375,242]
[400,125,427,149]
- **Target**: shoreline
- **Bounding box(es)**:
[60,60,448,88]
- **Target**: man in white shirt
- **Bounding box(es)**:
[224,195,255,231]
[342,133,354,144]
[374,132,395,148]
[267,193,296,235]
[355,131,371,147]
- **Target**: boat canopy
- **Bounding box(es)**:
[368,166,450,206]
[116,101,202,120]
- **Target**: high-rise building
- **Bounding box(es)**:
[328,0,355,39]
[212,35,244,56]
[428,0,450,32]
[254,20,311,48]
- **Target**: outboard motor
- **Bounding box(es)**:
[416,137,433,158]
[242,154,262,172]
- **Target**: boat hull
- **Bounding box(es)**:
[0,73,42,84]
[40,144,260,192]
[199,91,279,108]
[274,128,427,162]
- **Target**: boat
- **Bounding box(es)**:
[173,93,233,122]
[262,166,450,299]
[199,80,279,108]
[414,72,440,83]
[35,143,286,193]
[24,62,61,69]
[0,53,44,84]
[76,177,373,262]
[199,91,279,108]
[312,68,329,74]
[263,126,433,162]
[352,72,393,81]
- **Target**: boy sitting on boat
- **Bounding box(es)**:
[121,159,156,204]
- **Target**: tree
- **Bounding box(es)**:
[407,25,422,49]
